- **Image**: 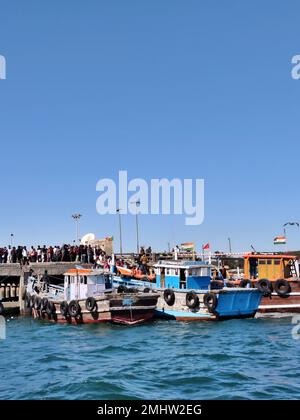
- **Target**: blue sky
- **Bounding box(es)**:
[0,0,300,252]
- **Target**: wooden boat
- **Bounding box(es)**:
[114,260,262,321]
[23,268,159,326]
[220,253,300,316]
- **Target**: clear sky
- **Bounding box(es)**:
[0,0,300,252]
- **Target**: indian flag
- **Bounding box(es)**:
[274,236,286,245]
[181,242,195,251]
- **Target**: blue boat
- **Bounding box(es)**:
[113,260,262,321]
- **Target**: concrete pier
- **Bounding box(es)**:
[0,262,90,315]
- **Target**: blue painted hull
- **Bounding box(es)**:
[113,276,262,321]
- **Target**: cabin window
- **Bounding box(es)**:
[175,269,178,276]
[259,260,266,265]
[267,260,272,265]
[274,260,280,265]
[200,268,210,276]
[166,269,169,275]
[79,276,87,284]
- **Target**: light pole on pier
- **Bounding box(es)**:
[72,214,82,244]
[116,208,123,256]
[10,233,14,247]
[131,200,140,254]
[228,237,232,254]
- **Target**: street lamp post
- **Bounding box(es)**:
[116,208,123,256]
[228,237,232,254]
[130,200,140,254]
[10,233,14,247]
[72,214,82,244]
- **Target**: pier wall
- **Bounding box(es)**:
[0,262,91,315]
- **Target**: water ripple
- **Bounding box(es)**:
[0,317,299,399]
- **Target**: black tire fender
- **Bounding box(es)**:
[274,279,291,297]
[60,301,69,316]
[203,293,218,313]
[41,297,48,312]
[68,300,81,317]
[34,296,42,310]
[86,297,97,312]
[210,280,224,290]
[240,279,251,288]
[46,301,56,316]
[164,289,175,306]
[117,285,127,293]
[0,301,4,315]
[186,291,199,309]
[256,279,273,296]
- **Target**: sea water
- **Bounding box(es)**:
[0,317,299,400]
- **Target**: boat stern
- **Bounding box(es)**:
[214,288,262,319]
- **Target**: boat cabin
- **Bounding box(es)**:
[64,268,113,301]
[154,260,212,290]
[244,254,299,281]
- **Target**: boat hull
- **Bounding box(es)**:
[113,276,262,321]
[155,288,261,321]
[27,292,159,326]
[226,279,300,316]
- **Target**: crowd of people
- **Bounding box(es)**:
[0,244,109,266]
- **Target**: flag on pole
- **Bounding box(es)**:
[274,236,286,245]
[180,242,194,251]
[202,243,210,250]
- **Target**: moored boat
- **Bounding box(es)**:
[113,260,262,321]
[230,253,300,316]
[23,267,159,326]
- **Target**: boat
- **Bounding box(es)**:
[231,253,300,316]
[23,267,159,326]
[116,265,156,282]
[114,260,262,321]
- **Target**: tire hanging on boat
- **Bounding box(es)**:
[164,289,175,306]
[41,297,48,312]
[60,301,69,316]
[46,301,56,316]
[85,297,97,312]
[186,291,199,309]
[68,300,81,317]
[143,287,150,293]
[240,279,251,288]
[117,285,127,293]
[34,296,42,310]
[0,301,4,315]
[203,292,218,313]
[210,280,224,290]
[274,279,291,297]
[256,279,273,296]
